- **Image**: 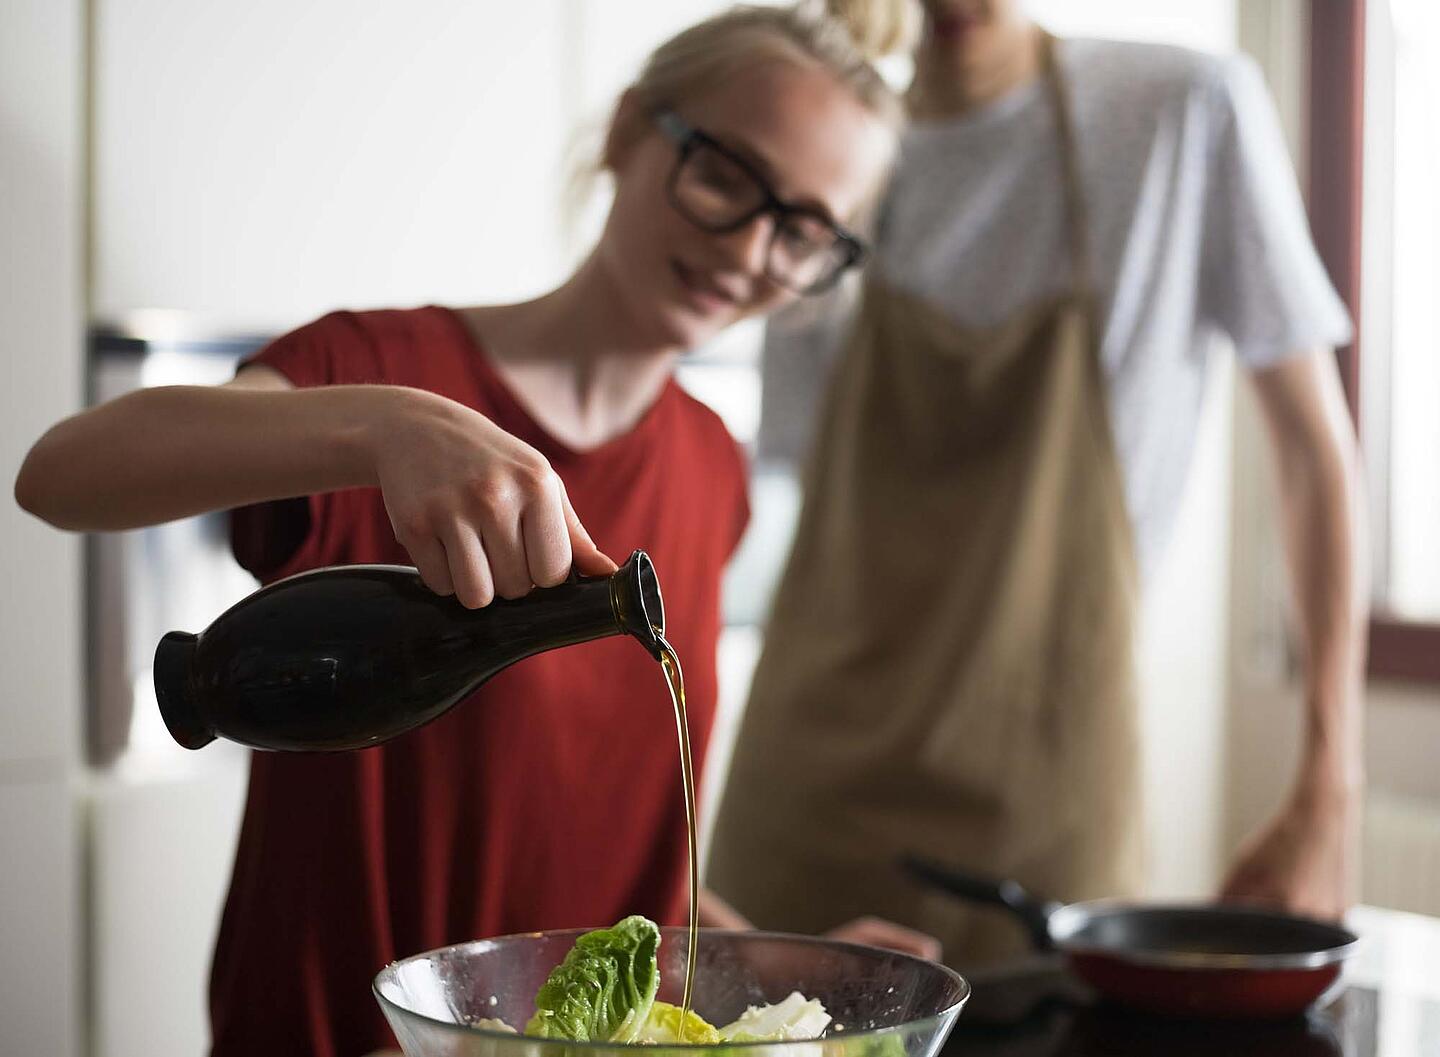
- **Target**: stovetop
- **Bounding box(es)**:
[940,955,1437,1057]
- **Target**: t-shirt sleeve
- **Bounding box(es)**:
[755,277,859,466]
[1198,54,1353,367]
[229,312,373,581]
[724,436,752,560]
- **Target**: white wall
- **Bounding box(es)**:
[91,0,576,331]
[0,2,87,1055]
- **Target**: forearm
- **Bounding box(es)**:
[14,383,411,531]
[1261,362,1368,798]
[1276,445,1367,794]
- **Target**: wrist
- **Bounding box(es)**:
[1292,753,1364,817]
[1298,681,1363,792]
[348,385,431,486]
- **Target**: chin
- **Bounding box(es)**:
[655,303,734,351]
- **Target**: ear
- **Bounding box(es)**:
[602,89,648,174]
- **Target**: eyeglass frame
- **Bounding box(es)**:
[651,108,869,295]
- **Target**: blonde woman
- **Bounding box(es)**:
[15,4,920,1052]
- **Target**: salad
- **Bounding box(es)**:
[508,916,832,1044]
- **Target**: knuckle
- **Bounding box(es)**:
[467,473,517,511]
[515,458,556,493]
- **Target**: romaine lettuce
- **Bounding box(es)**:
[525,916,661,1042]
[635,1001,721,1044]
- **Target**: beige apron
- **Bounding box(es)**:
[707,36,1144,967]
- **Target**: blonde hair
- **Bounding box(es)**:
[623,1,913,133]
[565,1,914,255]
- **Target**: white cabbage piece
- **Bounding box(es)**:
[717,992,832,1041]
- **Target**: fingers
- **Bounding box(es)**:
[521,475,573,588]
[475,493,533,601]
[383,433,613,602]
[438,522,494,609]
[561,484,617,576]
[828,917,942,962]
[404,533,455,598]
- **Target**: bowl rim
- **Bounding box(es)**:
[372,925,971,1049]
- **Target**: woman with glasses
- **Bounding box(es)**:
[709,0,1364,969]
[15,4,927,1053]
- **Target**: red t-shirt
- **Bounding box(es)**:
[209,307,749,1057]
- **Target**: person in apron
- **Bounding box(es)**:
[709,1,1365,967]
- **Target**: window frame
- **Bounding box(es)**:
[1309,0,1440,684]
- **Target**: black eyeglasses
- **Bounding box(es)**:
[653,109,868,295]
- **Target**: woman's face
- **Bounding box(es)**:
[918,0,1025,65]
[597,61,895,351]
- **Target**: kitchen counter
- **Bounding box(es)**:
[942,904,1440,1057]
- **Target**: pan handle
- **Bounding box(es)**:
[900,854,1062,952]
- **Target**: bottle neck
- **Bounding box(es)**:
[609,550,664,660]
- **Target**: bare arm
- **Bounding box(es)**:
[17,367,378,530]
[1219,349,1366,918]
[14,366,614,605]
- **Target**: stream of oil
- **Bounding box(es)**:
[656,634,699,1038]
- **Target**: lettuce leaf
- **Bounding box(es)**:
[525,916,661,1042]
[634,1001,721,1044]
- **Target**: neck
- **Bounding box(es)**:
[456,253,680,452]
[912,19,1043,119]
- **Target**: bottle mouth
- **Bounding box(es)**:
[613,550,665,660]
[153,631,217,749]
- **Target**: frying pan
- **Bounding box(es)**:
[902,855,1360,1018]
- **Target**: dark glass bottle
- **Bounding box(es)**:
[153,550,664,751]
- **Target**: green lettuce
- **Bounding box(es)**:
[525,916,661,1042]
[635,1001,721,1044]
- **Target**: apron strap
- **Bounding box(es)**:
[1038,32,1093,304]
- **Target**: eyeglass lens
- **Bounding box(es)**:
[672,140,849,292]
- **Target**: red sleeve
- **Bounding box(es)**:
[725,437,752,559]
[229,312,376,581]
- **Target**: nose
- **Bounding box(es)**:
[713,212,774,278]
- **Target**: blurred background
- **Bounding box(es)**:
[2,1,1437,1054]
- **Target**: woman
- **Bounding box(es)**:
[709,0,1365,966]
[14,5,908,1052]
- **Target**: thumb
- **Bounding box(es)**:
[561,486,617,576]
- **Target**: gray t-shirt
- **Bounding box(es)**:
[758,37,1351,580]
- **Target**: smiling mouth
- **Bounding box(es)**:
[671,260,742,314]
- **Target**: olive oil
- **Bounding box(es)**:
[656,634,699,1036]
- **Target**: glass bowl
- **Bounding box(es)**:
[374,927,970,1057]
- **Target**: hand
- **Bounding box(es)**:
[370,388,615,607]
[1218,784,1357,921]
[698,887,754,930]
[825,916,942,961]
